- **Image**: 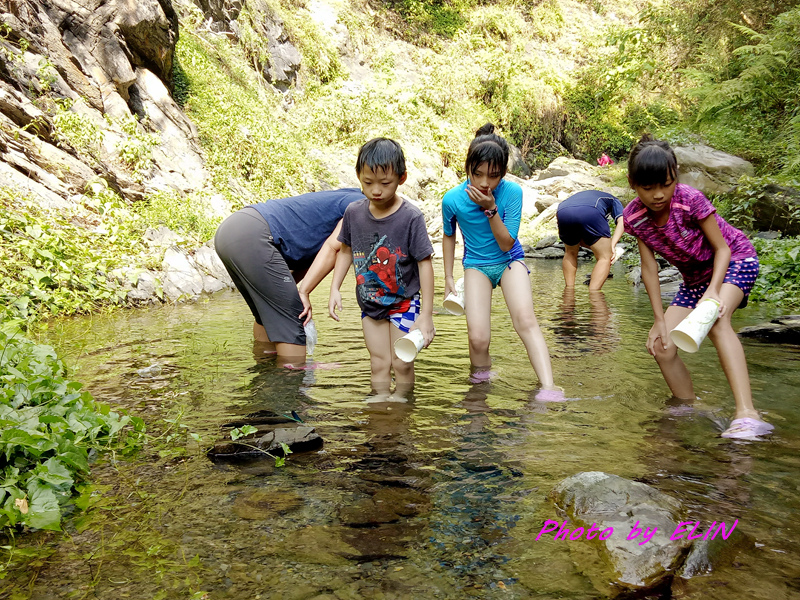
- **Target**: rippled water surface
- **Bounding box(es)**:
[14,260,800,599]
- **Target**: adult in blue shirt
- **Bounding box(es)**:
[556,189,625,290]
[215,188,365,360]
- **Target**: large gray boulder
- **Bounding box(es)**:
[550,472,692,593]
[0,0,205,204]
[674,145,754,194]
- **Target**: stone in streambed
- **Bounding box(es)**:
[549,472,691,594]
[738,315,800,344]
[207,426,322,462]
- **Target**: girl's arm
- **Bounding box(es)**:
[328,244,353,321]
[465,185,516,252]
[414,257,436,347]
[697,215,732,316]
[638,239,669,356]
[442,233,457,298]
[298,219,345,324]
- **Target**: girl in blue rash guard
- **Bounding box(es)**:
[442,124,559,398]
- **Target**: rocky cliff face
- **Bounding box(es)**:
[0,0,205,207]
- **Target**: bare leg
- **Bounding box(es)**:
[587,237,613,290]
[253,322,277,357]
[254,322,306,365]
[562,244,580,287]
[706,284,759,420]
[653,305,695,400]
[464,269,494,368]
[362,316,394,393]
[389,323,415,389]
[500,262,555,387]
[276,342,306,364]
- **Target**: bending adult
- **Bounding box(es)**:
[556,189,625,290]
[214,188,366,360]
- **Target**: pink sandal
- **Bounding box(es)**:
[721,417,774,440]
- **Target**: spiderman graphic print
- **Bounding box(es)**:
[338,198,434,320]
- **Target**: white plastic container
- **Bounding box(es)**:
[669,299,721,353]
[443,277,465,316]
[394,329,425,362]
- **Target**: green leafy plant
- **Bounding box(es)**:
[228,427,291,467]
[750,236,800,306]
[0,330,144,533]
[113,116,161,181]
[51,99,103,157]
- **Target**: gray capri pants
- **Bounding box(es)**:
[214,207,306,346]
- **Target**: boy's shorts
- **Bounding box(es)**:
[467,259,529,289]
[362,294,420,333]
[671,257,760,310]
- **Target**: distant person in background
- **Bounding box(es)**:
[556,189,625,290]
[214,188,365,362]
[597,153,614,167]
[623,134,772,440]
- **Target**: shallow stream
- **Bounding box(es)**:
[12,260,800,599]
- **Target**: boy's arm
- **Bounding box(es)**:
[442,233,457,298]
[328,244,352,322]
[298,219,345,324]
[697,214,732,316]
[414,256,436,347]
[609,216,625,262]
[638,239,668,356]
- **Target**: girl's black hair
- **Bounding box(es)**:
[627,134,678,186]
[465,123,509,178]
[356,138,406,177]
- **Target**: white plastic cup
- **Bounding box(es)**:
[443,277,465,316]
[614,246,625,262]
[394,329,425,363]
[669,299,721,353]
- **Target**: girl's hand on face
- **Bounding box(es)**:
[466,184,496,211]
[646,320,670,356]
[698,290,727,318]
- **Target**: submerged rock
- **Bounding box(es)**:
[549,472,691,594]
[208,425,323,462]
[678,525,753,579]
[738,315,800,344]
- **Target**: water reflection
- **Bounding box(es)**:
[12,262,800,599]
[552,287,620,358]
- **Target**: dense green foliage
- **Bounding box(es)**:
[0,330,143,532]
[749,237,800,307]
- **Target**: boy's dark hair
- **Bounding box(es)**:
[356,138,406,177]
[465,123,509,178]
[628,134,678,186]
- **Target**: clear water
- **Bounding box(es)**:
[10,260,800,599]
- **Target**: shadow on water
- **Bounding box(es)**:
[7,260,800,598]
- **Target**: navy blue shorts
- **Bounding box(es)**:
[556,205,611,247]
[671,257,760,310]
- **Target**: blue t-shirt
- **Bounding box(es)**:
[442,178,524,266]
[557,189,624,220]
[250,188,365,270]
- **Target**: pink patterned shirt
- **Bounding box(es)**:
[623,184,756,287]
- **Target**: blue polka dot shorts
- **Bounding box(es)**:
[671,257,760,310]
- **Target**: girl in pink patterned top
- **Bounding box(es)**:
[623,135,773,440]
